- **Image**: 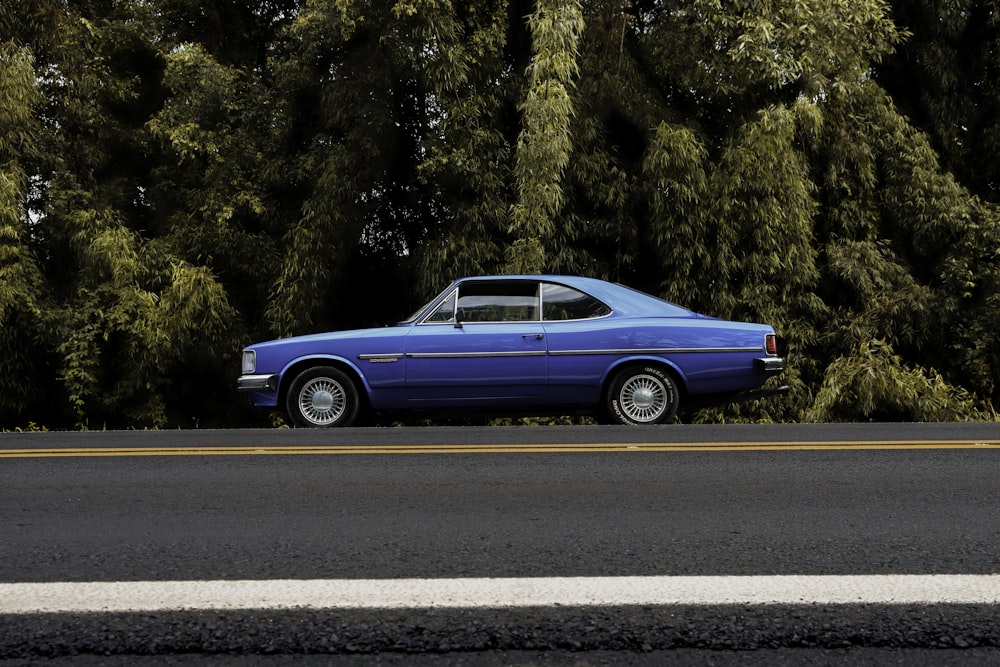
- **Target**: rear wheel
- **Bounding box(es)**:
[286,366,359,427]
[605,365,679,425]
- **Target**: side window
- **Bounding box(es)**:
[542,283,611,321]
[455,281,539,322]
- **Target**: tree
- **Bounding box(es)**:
[0,42,48,425]
[507,0,584,273]
[879,0,1000,203]
[3,2,243,428]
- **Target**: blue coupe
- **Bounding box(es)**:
[238,275,787,426]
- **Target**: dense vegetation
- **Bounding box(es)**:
[1,0,998,429]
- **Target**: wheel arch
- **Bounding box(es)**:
[278,356,371,410]
[601,357,689,405]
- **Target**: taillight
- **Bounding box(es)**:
[765,334,778,355]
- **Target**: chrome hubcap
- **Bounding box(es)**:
[312,390,335,412]
[632,387,656,410]
[299,378,346,426]
[620,374,668,423]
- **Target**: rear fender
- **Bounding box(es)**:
[601,357,689,398]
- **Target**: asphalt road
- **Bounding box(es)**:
[2,423,1000,664]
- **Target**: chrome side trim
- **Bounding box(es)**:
[358,354,404,363]
[405,347,762,360]
[549,347,761,356]
[407,351,548,359]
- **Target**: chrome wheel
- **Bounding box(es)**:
[286,366,360,428]
[297,377,346,426]
[606,365,678,425]
[618,373,668,423]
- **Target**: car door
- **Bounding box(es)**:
[404,280,547,403]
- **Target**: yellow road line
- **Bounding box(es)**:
[2,440,999,458]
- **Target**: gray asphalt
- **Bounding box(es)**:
[5,421,999,449]
[2,424,1000,663]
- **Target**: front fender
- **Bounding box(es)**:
[278,355,373,400]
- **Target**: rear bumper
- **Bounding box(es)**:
[755,357,786,373]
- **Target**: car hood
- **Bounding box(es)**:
[249,325,405,350]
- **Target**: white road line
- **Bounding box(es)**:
[3,575,999,613]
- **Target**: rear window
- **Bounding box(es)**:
[542,283,611,321]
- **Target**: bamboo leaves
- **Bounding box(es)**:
[2,0,998,427]
[508,0,584,273]
[0,43,46,421]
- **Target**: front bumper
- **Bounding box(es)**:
[237,374,279,392]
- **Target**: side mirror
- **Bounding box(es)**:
[454,308,465,329]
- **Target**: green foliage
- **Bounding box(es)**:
[879,0,1000,202]
[407,0,518,292]
[642,122,711,302]
[508,0,584,273]
[804,340,987,422]
[3,0,999,427]
[0,42,47,425]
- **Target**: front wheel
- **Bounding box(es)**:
[286,366,360,427]
[605,365,679,425]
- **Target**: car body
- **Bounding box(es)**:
[238,275,787,426]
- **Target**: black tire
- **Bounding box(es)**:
[285,366,360,428]
[605,364,679,425]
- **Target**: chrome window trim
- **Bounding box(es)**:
[416,281,545,325]
[415,280,619,325]
[540,312,614,324]
[416,287,460,325]
[418,319,542,326]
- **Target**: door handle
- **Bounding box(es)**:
[522,334,544,340]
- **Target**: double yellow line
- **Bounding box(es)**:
[2,440,1000,458]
